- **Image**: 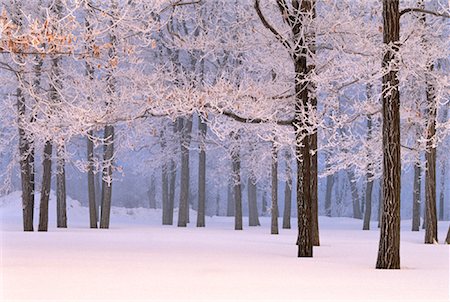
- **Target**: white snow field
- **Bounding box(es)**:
[1,191,449,301]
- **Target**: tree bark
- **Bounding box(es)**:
[376,0,401,269]
[178,117,193,227]
[248,175,260,226]
[100,125,114,229]
[363,115,374,230]
[424,77,438,244]
[87,132,97,228]
[197,114,207,227]
[439,159,446,221]
[231,134,243,230]
[17,87,34,232]
[310,128,319,245]
[56,146,67,228]
[324,162,334,217]
[38,141,53,232]
[271,145,279,235]
[412,161,421,231]
[148,175,157,208]
[283,150,292,229]
[227,181,235,217]
[347,169,363,219]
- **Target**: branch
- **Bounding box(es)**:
[400,8,450,18]
[220,110,293,126]
[254,0,292,51]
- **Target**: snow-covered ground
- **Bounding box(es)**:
[1,191,449,301]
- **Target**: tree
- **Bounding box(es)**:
[197,114,207,227]
[271,144,279,235]
[283,150,292,229]
[376,0,401,270]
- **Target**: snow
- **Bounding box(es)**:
[1,191,449,301]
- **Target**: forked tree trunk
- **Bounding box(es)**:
[376,0,401,269]
[99,2,117,229]
[248,175,260,226]
[271,145,279,235]
[197,114,207,227]
[412,161,421,231]
[56,146,67,228]
[283,151,292,229]
[87,132,97,228]
[38,141,53,232]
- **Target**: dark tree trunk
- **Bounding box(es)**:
[424,78,438,244]
[363,114,374,230]
[56,146,67,228]
[283,151,292,229]
[271,145,279,235]
[347,169,363,219]
[248,175,260,226]
[178,117,193,227]
[100,125,114,229]
[376,0,401,269]
[38,141,53,232]
[439,160,446,221]
[197,114,207,227]
[446,225,450,244]
[17,88,34,232]
[99,5,117,229]
[310,128,319,245]
[87,132,97,228]
[85,1,97,229]
[412,161,421,231]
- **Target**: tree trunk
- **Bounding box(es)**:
[85,0,97,229]
[227,181,235,217]
[310,128,319,245]
[283,151,292,229]
[99,2,117,229]
[347,169,363,219]
[248,175,260,226]
[161,159,170,224]
[424,79,438,244]
[378,180,382,229]
[100,125,114,229]
[271,145,279,235]
[17,88,34,232]
[231,135,243,230]
[363,114,374,230]
[262,191,267,216]
[178,117,193,227]
[324,162,334,218]
[168,159,176,224]
[412,161,421,231]
[38,141,53,232]
[87,132,97,228]
[148,175,157,208]
[439,160,446,221]
[446,225,450,244]
[197,114,207,227]
[56,146,67,228]
[376,0,401,269]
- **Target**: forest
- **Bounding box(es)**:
[0,0,449,300]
